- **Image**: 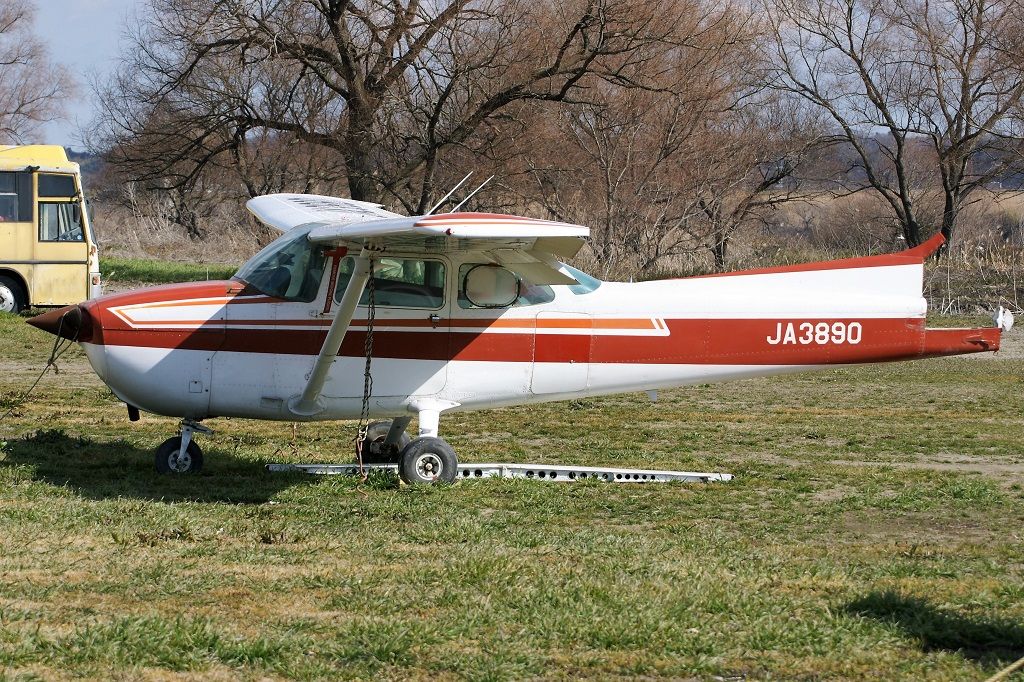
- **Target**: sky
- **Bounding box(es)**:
[35,0,142,150]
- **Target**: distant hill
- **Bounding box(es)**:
[65,148,106,192]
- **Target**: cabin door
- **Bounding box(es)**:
[324,255,450,398]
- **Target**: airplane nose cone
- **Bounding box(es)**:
[27,304,92,342]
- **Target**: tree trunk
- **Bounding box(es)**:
[712,230,729,271]
[938,190,959,257]
[345,109,379,204]
[416,153,438,214]
[345,151,378,203]
[168,188,205,241]
[902,215,921,248]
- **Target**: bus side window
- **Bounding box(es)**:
[0,172,32,222]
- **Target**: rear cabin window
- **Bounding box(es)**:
[457,263,555,308]
[334,257,446,309]
[0,172,32,222]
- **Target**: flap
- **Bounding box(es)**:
[491,249,579,285]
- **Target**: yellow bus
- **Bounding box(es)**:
[0,145,100,314]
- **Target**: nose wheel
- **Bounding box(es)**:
[155,436,204,474]
[398,437,458,485]
[155,420,211,474]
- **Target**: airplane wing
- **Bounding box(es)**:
[246,193,403,231]
[247,194,589,285]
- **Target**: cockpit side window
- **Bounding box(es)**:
[232,226,327,301]
[333,256,446,309]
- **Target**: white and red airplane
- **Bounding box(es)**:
[28,194,1011,483]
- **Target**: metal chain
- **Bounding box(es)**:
[354,258,376,479]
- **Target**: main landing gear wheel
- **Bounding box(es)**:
[155,436,204,474]
[358,420,412,464]
[398,437,458,485]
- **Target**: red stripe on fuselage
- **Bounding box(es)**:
[91,317,967,365]
[88,280,249,307]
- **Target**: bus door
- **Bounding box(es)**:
[32,172,89,305]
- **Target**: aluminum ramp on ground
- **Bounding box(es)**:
[266,462,732,483]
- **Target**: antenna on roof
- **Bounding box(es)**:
[424,172,473,216]
[449,175,494,213]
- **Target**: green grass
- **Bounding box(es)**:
[0,311,1022,680]
[100,257,238,284]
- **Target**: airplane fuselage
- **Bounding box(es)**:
[38,240,999,425]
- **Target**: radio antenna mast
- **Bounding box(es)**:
[449,175,494,213]
[424,172,473,215]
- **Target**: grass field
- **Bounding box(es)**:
[0,308,1022,680]
[100,257,239,285]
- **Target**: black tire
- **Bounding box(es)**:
[0,275,26,314]
[358,420,411,464]
[154,436,204,474]
[398,437,458,484]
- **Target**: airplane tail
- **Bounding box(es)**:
[645,232,1003,363]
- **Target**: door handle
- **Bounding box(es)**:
[428,314,442,328]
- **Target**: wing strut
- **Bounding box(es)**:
[288,252,372,416]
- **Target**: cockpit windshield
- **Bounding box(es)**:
[232,226,327,301]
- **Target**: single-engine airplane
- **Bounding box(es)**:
[28,194,1013,483]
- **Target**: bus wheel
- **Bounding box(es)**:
[0,276,26,314]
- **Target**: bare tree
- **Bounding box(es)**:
[521,89,715,277]
[509,94,819,275]
[908,0,1024,245]
[686,100,828,270]
[94,0,692,212]
[765,0,1024,249]
[0,0,73,143]
[500,11,824,276]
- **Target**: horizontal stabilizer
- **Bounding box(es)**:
[921,326,1001,357]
